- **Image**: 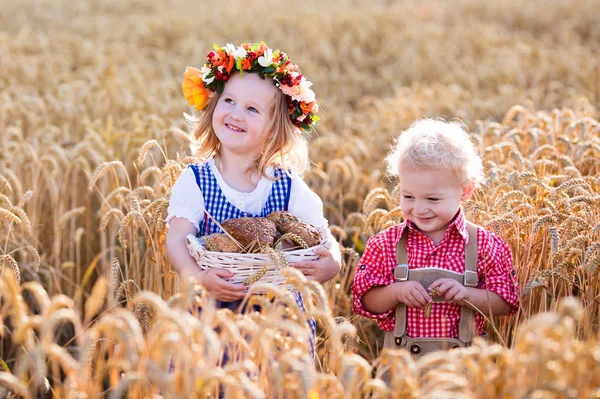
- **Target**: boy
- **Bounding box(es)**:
[352,119,519,357]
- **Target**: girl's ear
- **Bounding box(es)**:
[461,180,475,201]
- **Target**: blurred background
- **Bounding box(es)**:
[1,0,600,397]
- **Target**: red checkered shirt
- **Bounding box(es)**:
[352,209,520,338]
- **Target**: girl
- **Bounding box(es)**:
[166,42,341,340]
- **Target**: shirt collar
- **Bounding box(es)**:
[398,208,470,244]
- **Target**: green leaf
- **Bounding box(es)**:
[212,43,221,51]
[262,66,275,73]
[216,80,224,94]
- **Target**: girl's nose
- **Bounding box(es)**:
[229,106,244,120]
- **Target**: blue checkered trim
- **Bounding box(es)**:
[189,162,315,356]
[190,163,292,236]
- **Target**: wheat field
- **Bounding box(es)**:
[1,0,600,397]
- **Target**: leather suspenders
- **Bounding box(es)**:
[385,222,479,354]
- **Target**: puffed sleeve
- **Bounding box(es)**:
[165,166,205,231]
[351,229,398,320]
[286,174,337,248]
[477,230,520,315]
[287,175,328,229]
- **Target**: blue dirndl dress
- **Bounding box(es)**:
[190,162,317,357]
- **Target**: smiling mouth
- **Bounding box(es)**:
[417,216,435,221]
[226,123,245,132]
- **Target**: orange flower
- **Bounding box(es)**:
[256,42,268,57]
[182,66,211,111]
[224,55,235,73]
[211,50,227,67]
[301,101,317,114]
[241,59,251,70]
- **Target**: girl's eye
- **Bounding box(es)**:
[427,198,439,202]
[403,195,413,200]
[224,98,234,104]
[247,106,258,113]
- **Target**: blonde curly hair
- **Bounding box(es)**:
[385,118,484,188]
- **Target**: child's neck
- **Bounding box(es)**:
[215,153,261,193]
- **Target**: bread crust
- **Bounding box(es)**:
[266,211,323,247]
[221,217,277,248]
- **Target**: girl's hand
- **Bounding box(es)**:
[395,281,432,308]
[428,278,470,305]
[292,246,340,284]
[198,268,248,302]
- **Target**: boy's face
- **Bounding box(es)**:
[399,164,473,243]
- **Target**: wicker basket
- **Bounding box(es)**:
[186,234,326,287]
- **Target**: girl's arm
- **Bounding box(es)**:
[293,236,341,284]
[166,218,205,279]
[166,217,247,301]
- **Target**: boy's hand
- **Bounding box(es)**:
[428,278,470,305]
[395,281,432,308]
[292,246,340,284]
[198,268,248,302]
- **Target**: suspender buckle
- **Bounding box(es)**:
[394,265,409,282]
[464,270,478,287]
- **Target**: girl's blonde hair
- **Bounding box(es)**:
[385,118,484,187]
[188,76,309,177]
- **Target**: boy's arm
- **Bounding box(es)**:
[465,287,512,316]
[420,227,519,317]
[361,284,401,314]
[362,281,432,313]
[467,229,520,316]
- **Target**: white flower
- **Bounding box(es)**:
[201,66,214,84]
[232,46,247,59]
[258,48,273,67]
[299,79,315,103]
[224,43,236,55]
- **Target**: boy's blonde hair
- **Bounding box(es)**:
[385,118,484,187]
[188,78,309,177]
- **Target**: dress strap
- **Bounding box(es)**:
[189,164,202,189]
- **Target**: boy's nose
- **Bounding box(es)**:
[414,203,429,215]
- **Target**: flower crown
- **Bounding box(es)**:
[182,42,319,131]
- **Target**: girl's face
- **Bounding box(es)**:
[212,73,277,160]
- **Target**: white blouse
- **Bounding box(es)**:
[166,158,329,234]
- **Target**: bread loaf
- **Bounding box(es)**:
[221,216,277,248]
[266,211,323,247]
